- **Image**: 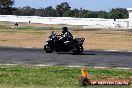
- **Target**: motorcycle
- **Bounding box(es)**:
[44,31,85,54]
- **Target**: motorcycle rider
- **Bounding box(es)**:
[59,27,73,42]
[44,27,84,54]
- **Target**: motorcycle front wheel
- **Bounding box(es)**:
[44,44,54,53]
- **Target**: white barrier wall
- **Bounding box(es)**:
[0,15,130,29]
[127,8,132,28]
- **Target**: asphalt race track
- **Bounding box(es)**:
[0,47,132,68]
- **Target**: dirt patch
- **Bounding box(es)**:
[0,29,132,51]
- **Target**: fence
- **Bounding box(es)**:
[0,15,130,29]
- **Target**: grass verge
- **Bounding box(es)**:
[0,65,131,88]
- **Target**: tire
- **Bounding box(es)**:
[72,45,83,54]
[44,44,54,53]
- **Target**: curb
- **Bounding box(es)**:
[0,64,131,69]
[94,66,132,70]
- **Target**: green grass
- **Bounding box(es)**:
[0,25,61,31]
[16,26,62,30]
[0,21,61,31]
[0,21,80,31]
[0,25,8,29]
[0,21,75,31]
[0,65,131,88]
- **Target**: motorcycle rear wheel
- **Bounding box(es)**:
[72,45,83,54]
[44,44,54,53]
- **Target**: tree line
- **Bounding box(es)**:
[0,0,129,19]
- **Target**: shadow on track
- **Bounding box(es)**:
[57,51,96,55]
[44,50,132,56]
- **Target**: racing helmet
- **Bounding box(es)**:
[62,27,68,34]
